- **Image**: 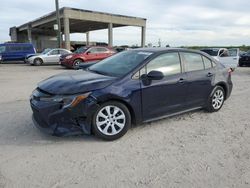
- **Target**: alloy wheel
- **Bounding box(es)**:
[212,89,224,110]
[96,105,126,136]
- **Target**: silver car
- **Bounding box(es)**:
[28,48,71,66]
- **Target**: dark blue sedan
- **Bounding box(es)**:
[30,48,233,140]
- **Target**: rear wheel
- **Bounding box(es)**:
[92,101,131,141]
[33,58,43,66]
[73,59,83,69]
[206,86,225,112]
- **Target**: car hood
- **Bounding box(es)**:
[38,70,116,95]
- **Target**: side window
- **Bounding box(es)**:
[182,52,204,72]
[89,48,99,53]
[50,50,59,55]
[9,45,22,52]
[97,47,108,53]
[60,50,69,55]
[146,52,181,76]
[202,56,212,69]
[0,46,6,53]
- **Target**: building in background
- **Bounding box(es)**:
[9,7,146,51]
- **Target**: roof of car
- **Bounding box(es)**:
[132,47,201,53]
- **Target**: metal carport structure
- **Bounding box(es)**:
[10,7,147,50]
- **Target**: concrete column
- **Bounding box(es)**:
[141,26,146,47]
[27,24,32,43]
[108,23,113,47]
[64,17,70,50]
[86,32,90,46]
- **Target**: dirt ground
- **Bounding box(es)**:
[0,64,249,188]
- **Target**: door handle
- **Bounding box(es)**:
[178,78,185,83]
[207,72,213,77]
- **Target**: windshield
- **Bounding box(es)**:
[41,48,51,54]
[0,46,6,53]
[74,47,88,54]
[88,50,152,77]
[201,49,219,56]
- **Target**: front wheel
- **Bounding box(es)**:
[33,58,43,66]
[92,101,131,141]
[73,59,83,69]
[206,86,225,112]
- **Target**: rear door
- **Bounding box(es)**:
[181,52,214,108]
[141,52,188,120]
[96,47,112,60]
[85,47,99,61]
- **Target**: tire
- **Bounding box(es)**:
[33,58,43,66]
[73,59,83,69]
[92,101,131,141]
[206,86,225,112]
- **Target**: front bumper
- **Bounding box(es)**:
[60,59,74,68]
[30,94,98,136]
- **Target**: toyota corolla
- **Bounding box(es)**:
[30,48,233,140]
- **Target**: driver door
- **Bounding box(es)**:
[141,52,188,121]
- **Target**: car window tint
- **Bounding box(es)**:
[0,46,6,53]
[50,50,59,55]
[9,45,23,52]
[89,48,99,53]
[147,52,181,76]
[60,50,69,55]
[182,52,204,72]
[97,48,108,53]
[202,56,212,69]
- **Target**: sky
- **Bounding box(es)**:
[1,0,250,46]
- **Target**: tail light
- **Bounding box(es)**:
[228,68,234,75]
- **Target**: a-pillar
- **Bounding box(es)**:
[108,23,113,47]
[141,26,146,47]
[86,32,90,46]
[64,17,70,50]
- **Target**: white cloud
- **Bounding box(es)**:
[1,0,250,46]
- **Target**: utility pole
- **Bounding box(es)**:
[55,0,62,48]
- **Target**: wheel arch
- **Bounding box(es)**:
[215,82,228,99]
[97,98,137,126]
[33,57,43,64]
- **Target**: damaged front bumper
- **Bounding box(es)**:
[30,93,99,136]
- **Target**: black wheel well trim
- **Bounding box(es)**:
[215,82,228,99]
[96,98,137,126]
[74,58,84,63]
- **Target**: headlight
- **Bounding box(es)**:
[0,55,2,61]
[40,92,91,108]
[66,55,73,59]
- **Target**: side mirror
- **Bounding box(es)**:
[147,70,164,80]
[86,51,91,55]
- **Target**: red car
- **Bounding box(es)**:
[60,46,116,69]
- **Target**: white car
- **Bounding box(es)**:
[201,48,239,68]
[27,48,71,66]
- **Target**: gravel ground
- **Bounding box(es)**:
[0,64,249,188]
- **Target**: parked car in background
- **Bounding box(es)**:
[0,43,36,62]
[27,48,71,66]
[239,50,250,67]
[201,48,239,68]
[60,46,116,69]
[30,48,233,140]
